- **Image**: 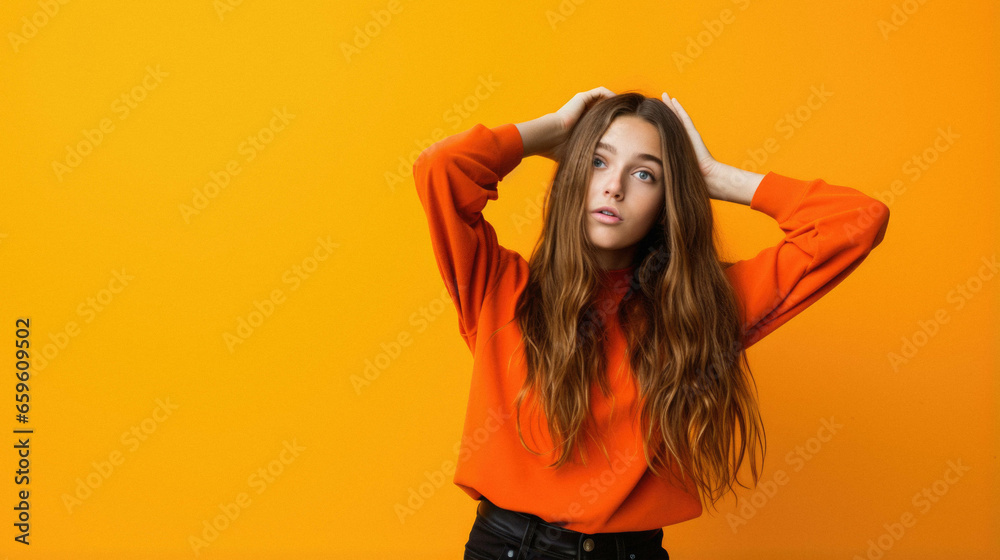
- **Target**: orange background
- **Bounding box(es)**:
[0,0,996,558]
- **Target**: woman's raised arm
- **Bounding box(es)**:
[412,123,524,353]
[659,93,890,346]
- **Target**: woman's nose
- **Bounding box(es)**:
[604,174,624,197]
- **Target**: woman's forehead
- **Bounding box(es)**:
[597,117,663,166]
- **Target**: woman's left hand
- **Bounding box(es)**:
[662,93,767,205]
[661,93,725,191]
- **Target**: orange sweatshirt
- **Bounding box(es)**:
[412,122,889,534]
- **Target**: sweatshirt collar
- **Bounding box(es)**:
[597,264,636,295]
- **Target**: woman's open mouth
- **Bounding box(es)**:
[592,210,622,224]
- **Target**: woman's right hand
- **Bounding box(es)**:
[552,87,617,136]
[517,87,616,162]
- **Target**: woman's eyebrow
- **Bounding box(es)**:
[596,141,663,167]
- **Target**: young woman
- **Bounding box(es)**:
[413,87,889,560]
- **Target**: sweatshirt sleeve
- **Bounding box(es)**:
[725,171,890,349]
[412,122,524,352]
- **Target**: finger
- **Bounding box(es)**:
[661,92,677,113]
[583,91,607,107]
[583,87,614,102]
[669,97,688,116]
[667,96,690,119]
[664,95,694,127]
[587,87,608,99]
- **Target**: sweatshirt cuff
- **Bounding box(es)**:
[749,171,812,223]
[490,123,525,180]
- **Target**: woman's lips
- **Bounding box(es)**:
[592,211,622,224]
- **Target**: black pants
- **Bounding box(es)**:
[464,497,670,560]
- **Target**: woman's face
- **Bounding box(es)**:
[585,115,666,270]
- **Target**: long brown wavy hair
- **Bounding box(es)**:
[508,91,765,514]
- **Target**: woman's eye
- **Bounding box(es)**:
[593,157,655,182]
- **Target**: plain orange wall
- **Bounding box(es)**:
[0,0,996,558]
